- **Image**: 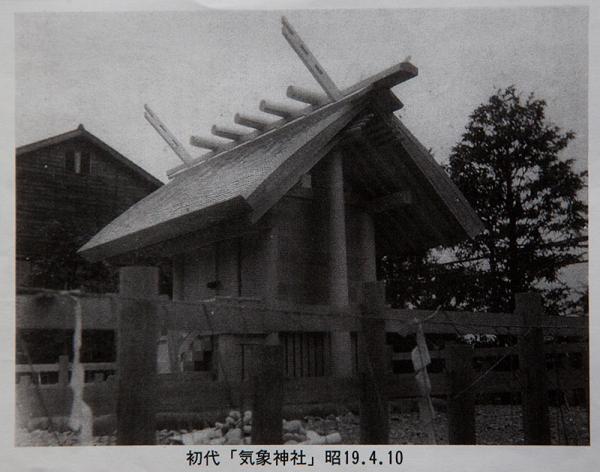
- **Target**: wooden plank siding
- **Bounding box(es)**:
[281,332,330,377]
[166,179,377,307]
[17,136,160,260]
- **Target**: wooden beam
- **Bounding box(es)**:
[371,107,485,240]
[325,149,353,378]
[27,367,582,420]
[360,282,389,444]
[325,149,350,309]
[383,307,588,337]
[162,301,363,334]
[341,142,418,255]
[517,293,551,445]
[371,88,404,112]
[167,88,366,179]
[357,210,377,284]
[259,99,302,119]
[15,293,589,336]
[286,85,329,106]
[189,135,225,151]
[252,345,284,444]
[166,61,414,179]
[211,125,246,141]
[16,294,116,330]
[343,61,418,96]
[143,104,193,166]
[365,190,412,213]
[234,113,270,131]
[345,139,425,253]
[281,16,343,101]
[348,119,462,249]
[116,266,159,445]
[446,344,476,444]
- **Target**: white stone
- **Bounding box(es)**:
[225,428,243,445]
[324,432,342,444]
[282,419,303,433]
[225,416,237,427]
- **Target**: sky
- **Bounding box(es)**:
[14,6,589,290]
[15,7,588,182]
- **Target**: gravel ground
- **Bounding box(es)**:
[317,405,589,445]
[15,405,589,446]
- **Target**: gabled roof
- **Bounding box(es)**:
[16,124,163,188]
[78,58,483,262]
[342,105,484,254]
[79,90,368,261]
[79,104,483,262]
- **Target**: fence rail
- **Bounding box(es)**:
[15,280,589,446]
[15,355,586,418]
[16,294,588,335]
[15,362,117,374]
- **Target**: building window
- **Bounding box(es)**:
[65,150,91,175]
[65,150,75,172]
[80,152,91,175]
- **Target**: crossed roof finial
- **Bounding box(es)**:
[144,16,418,179]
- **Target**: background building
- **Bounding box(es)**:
[16,125,162,365]
[16,124,162,290]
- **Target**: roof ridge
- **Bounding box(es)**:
[167,87,370,180]
[16,126,163,188]
[164,61,418,179]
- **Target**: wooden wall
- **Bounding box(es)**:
[172,238,251,301]
[16,138,160,260]
[273,189,330,304]
[170,170,376,377]
[171,172,375,305]
[271,185,373,305]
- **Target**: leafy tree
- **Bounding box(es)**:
[29,218,118,293]
[28,218,172,295]
[384,86,587,315]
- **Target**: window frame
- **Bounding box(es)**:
[65,149,92,175]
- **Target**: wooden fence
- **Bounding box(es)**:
[15,271,588,445]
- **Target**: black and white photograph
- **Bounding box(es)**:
[1,0,597,470]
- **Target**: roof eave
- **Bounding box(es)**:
[79,196,252,262]
[16,126,163,189]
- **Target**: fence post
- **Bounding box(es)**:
[58,354,69,386]
[446,344,476,444]
[252,343,284,444]
[582,343,590,433]
[58,354,70,411]
[516,292,551,445]
[116,266,159,445]
[359,281,389,444]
